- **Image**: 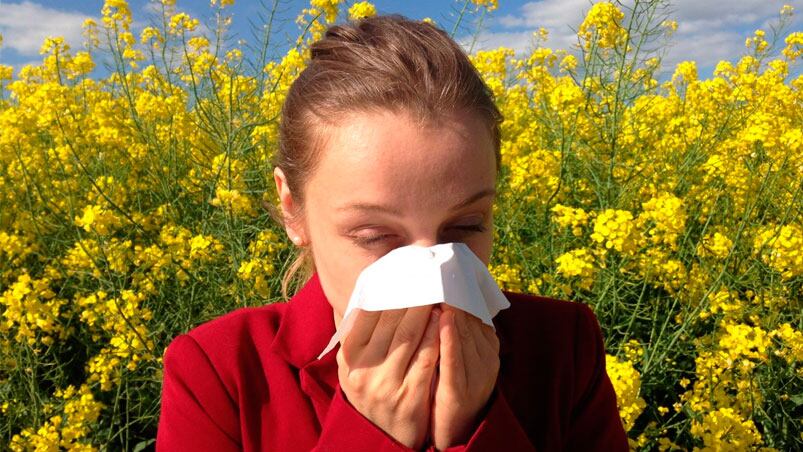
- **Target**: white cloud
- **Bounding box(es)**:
[497,0,592,29]
[660,30,744,74]
[142,1,164,15]
[460,30,540,55]
[462,0,803,74]
[4,58,41,69]
[668,0,777,22]
[0,1,98,56]
[468,0,593,55]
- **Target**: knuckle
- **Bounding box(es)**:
[415,351,439,370]
[383,387,400,406]
[336,348,348,366]
[359,309,381,321]
[373,380,398,404]
[346,381,367,400]
[337,343,358,366]
[411,305,432,317]
[394,323,418,345]
[459,320,473,341]
[341,365,368,387]
[486,329,500,353]
[377,309,402,329]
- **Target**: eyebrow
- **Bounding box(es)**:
[337,188,497,215]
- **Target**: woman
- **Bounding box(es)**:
[156,14,628,451]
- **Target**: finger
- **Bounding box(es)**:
[462,315,499,386]
[404,308,441,387]
[454,311,482,382]
[463,313,491,362]
[386,305,434,376]
[477,321,501,356]
[439,309,466,392]
[341,308,382,353]
[463,316,501,398]
[362,308,407,363]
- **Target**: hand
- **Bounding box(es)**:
[336,305,442,450]
[430,305,501,450]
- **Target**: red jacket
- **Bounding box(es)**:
[156,272,628,451]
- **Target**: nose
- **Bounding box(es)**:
[410,239,437,248]
[403,222,471,249]
[409,233,452,248]
[408,228,447,248]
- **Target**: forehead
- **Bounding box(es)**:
[306,109,496,210]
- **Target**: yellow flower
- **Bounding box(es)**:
[559,54,578,73]
[661,19,678,34]
[783,31,803,61]
[753,223,803,279]
[590,209,637,254]
[672,60,697,85]
[551,204,590,237]
[638,193,686,250]
[696,231,731,259]
[578,2,626,50]
[555,248,596,290]
[606,354,646,432]
[101,0,132,29]
[470,0,498,11]
[348,1,377,20]
[490,263,523,292]
[168,12,200,35]
[74,205,122,235]
[310,0,342,23]
[690,408,764,449]
[745,29,769,52]
[210,187,257,217]
[140,26,164,45]
[770,323,803,366]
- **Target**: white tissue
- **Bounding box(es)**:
[317,242,511,359]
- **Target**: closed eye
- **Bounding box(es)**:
[350,224,487,247]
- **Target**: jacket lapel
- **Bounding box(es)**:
[270,272,340,424]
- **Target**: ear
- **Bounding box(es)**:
[274,166,308,246]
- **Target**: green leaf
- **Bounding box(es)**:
[133,439,156,452]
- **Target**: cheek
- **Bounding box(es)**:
[315,259,356,318]
[313,244,376,317]
[472,231,494,267]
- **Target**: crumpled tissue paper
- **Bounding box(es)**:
[317,242,511,359]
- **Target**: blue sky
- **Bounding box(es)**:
[1,0,801,80]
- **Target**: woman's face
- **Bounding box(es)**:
[275,108,497,327]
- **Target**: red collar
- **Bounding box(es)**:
[269,272,339,421]
[270,272,337,370]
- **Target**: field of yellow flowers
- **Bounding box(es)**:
[1,0,802,449]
